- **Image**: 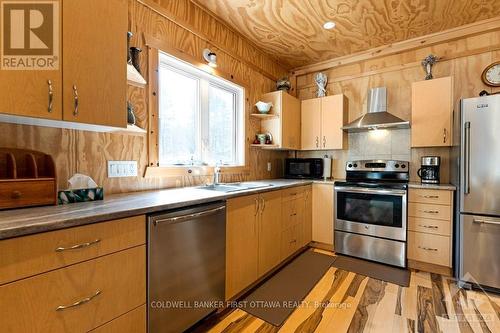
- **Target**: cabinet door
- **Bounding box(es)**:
[303,186,312,246]
[281,92,301,149]
[258,191,282,277]
[0,0,62,120]
[411,76,453,147]
[62,0,127,127]
[312,184,334,246]
[226,194,259,299]
[301,98,321,149]
[321,94,347,150]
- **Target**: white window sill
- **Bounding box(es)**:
[144,165,249,178]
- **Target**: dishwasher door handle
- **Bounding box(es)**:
[153,206,225,226]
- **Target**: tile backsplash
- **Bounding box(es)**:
[348,129,410,162]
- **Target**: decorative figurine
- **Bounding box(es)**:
[130,47,142,74]
[315,72,328,97]
[127,31,133,64]
[276,77,291,91]
[127,101,136,125]
[421,54,438,80]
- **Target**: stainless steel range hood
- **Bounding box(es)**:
[342,87,410,132]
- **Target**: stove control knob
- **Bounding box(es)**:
[353,163,358,168]
[348,164,353,168]
[401,164,406,168]
[395,163,400,168]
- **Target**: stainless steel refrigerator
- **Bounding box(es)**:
[452,95,500,291]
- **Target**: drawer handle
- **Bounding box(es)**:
[290,239,297,244]
[290,213,297,217]
[422,195,439,199]
[423,210,439,214]
[473,218,500,226]
[418,224,438,229]
[418,246,438,251]
[56,290,101,311]
[55,239,101,252]
[11,190,22,199]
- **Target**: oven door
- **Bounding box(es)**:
[334,186,407,241]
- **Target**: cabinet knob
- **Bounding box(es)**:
[315,136,319,148]
[323,136,326,148]
[11,190,22,199]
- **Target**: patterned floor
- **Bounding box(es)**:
[202,250,500,333]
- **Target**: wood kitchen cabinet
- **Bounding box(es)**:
[411,76,453,147]
[0,0,127,128]
[312,183,334,246]
[301,94,348,150]
[258,190,283,276]
[63,0,127,127]
[226,194,260,300]
[0,1,62,120]
[260,90,301,149]
[303,186,312,246]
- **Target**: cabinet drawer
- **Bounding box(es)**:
[408,202,451,221]
[0,245,146,333]
[282,199,303,230]
[0,179,56,209]
[90,305,146,333]
[409,189,452,205]
[281,224,301,260]
[0,215,145,285]
[408,217,451,236]
[281,187,304,202]
[408,231,450,267]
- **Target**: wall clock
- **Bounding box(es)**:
[481,61,500,87]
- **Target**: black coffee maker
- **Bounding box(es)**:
[417,156,440,184]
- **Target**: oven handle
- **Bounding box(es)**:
[334,186,406,196]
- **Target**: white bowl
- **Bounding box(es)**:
[255,101,273,114]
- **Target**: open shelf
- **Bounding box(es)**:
[127,64,147,88]
[112,124,147,136]
[250,113,278,119]
[250,144,280,149]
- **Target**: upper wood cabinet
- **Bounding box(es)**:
[0,0,127,128]
[411,76,453,147]
[301,94,348,150]
[62,0,127,127]
[260,90,301,150]
[0,1,62,120]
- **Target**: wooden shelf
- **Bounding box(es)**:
[250,113,278,119]
[250,144,280,149]
[127,64,147,88]
[112,124,147,136]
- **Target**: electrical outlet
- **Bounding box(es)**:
[107,161,138,178]
[267,162,272,172]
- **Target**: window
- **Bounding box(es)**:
[157,52,244,167]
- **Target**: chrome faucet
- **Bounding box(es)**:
[213,165,221,185]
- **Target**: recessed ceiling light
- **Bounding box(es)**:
[323,21,336,30]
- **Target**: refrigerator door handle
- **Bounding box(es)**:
[464,121,471,194]
[473,218,500,226]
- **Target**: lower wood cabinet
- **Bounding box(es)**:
[407,188,454,274]
[312,183,334,246]
[226,185,312,300]
[90,305,146,333]
[0,245,146,333]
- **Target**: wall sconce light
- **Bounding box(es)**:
[203,49,217,68]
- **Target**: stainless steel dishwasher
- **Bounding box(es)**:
[148,201,226,333]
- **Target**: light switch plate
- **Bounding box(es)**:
[107,161,138,178]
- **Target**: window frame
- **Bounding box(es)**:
[156,51,245,168]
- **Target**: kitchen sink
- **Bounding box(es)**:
[197,182,273,193]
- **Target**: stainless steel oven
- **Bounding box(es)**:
[334,160,409,267]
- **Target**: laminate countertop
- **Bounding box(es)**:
[0,179,312,240]
[407,182,456,190]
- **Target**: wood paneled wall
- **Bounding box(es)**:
[0,0,288,194]
[294,30,500,182]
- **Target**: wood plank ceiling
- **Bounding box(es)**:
[192,0,500,69]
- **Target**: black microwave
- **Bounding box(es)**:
[285,158,323,179]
